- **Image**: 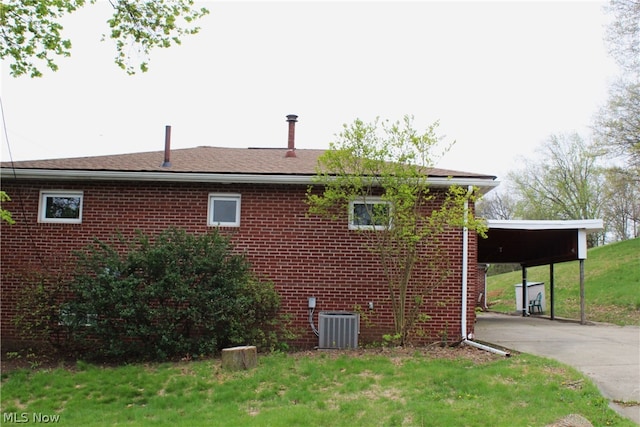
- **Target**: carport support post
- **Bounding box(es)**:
[550,263,555,320]
[580,259,586,325]
[521,264,528,317]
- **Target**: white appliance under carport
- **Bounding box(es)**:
[514,281,545,314]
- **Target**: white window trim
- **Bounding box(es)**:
[38,190,84,224]
[348,198,392,230]
[208,193,241,227]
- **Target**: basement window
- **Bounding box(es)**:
[38,191,83,223]
[349,198,391,230]
[208,193,241,227]
[59,308,97,327]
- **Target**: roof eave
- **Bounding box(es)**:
[486,219,604,233]
[1,168,500,191]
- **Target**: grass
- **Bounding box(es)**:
[486,238,640,325]
[1,348,635,426]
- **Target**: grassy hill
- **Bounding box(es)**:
[485,238,640,326]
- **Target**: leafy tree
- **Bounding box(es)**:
[593,0,640,177]
[508,133,605,245]
[602,167,640,240]
[603,0,640,76]
[593,80,640,176]
[307,116,486,345]
[0,0,209,77]
[0,191,15,225]
[591,0,640,243]
[64,228,286,361]
[476,190,517,220]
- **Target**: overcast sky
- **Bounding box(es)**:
[1,1,617,181]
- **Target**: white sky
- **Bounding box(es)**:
[0,1,618,181]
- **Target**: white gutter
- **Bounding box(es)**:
[461,185,473,340]
[1,169,319,184]
[1,168,500,191]
[461,185,510,357]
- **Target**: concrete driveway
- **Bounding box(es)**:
[474,312,640,425]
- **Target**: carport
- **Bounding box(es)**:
[478,219,604,324]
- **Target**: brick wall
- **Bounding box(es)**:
[0,179,478,349]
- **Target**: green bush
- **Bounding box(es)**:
[14,271,74,350]
[65,228,288,361]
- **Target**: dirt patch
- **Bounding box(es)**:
[289,343,503,365]
[1,348,77,374]
[2,344,503,375]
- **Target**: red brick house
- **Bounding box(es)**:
[0,119,498,350]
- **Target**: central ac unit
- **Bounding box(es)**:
[318,311,359,349]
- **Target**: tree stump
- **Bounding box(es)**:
[221,345,257,371]
[545,414,593,427]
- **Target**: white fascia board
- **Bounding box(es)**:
[487,219,604,233]
[2,168,500,190]
[2,168,317,184]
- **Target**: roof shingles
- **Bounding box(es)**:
[0,146,496,179]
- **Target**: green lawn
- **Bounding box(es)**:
[486,238,640,325]
[1,348,634,426]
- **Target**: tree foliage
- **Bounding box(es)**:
[492,132,638,243]
[509,134,604,219]
[604,0,640,75]
[593,79,640,176]
[13,270,73,349]
[475,190,517,220]
[590,0,640,242]
[62,228,286,361]
[499,0,639,244]
[594,0,640,177]
[0,0,209,77]
[602,168,640,240]
[307,116,486,345]
[0,191,15,225]
[508,133,605,244]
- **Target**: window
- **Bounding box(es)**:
[349,198,391,230]
[208,193,241,227]
[39,191,83,223]
[59,306,97,327]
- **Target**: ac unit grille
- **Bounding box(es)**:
[318,311,359,349]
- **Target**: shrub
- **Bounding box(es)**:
[13,270,74,350]
[64,228,288,361]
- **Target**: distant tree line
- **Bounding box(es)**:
[478,0,640,245]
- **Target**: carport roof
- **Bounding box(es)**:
[478,219,604,267]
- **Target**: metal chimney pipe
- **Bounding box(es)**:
[162,125,172,167]
[285,114,298,158]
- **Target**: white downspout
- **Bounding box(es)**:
[460,185,510,357]
[461,186,472,341]
[465,338,510,357]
